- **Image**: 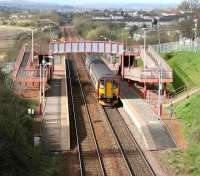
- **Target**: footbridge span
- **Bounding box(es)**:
[49,40,173,85]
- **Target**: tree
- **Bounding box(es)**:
[177,0,190,11]
[189,0,200,16]
[178,20,194,38]
[0,71,61,176]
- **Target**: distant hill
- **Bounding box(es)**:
[0,0,74,11]
[76,3,177,10]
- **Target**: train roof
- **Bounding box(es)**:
[90,60,114,80]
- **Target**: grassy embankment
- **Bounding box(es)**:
[163,93,200,176]
[161,51,200,175]
[162,51,200,91]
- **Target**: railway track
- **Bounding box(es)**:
[68,53,131,175]
[103,107,156,176]
[66,54,105,176]
[78,54,156,176]
[65,27,156,175]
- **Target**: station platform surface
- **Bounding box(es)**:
[43,56,70,151]
[120,81,176,150]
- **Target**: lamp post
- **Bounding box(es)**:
[194,19,198,52]
[157,17,162,118]
[143,29,147,99]
[31,27,35,63]
[49,24,52,40]
[39,63,42,114]
[42,56,46,116]
[157,17,161,52]
[158,56,162,118]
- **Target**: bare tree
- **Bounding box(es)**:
[189,0,200,16]
[177,0,190,11]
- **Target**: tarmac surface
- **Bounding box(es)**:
[42,56,70,151]
[120,81,176,150]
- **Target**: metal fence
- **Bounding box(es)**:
[151,41,200,54]
[0,62,15,73]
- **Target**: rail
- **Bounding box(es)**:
[66,55,106,176]
[66,56,83,176]
[14,69,48,83]
[103,107,156,176]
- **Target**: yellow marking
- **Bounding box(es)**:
[99,88,105,94]
[106,81,112,97]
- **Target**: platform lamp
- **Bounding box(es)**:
[31,27,35,63]
[193,19,198,52]
[42,57,46,117]
[142,27,148,99]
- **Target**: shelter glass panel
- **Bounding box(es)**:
[53,43,58,53]
[99,43,105,53]
[59,43,65,53]
[79,42,85,52]
[105,43,111,53]
[118,44,124,54]
[92,43,98,52]
[72,43,78,52]
[111,44,117,54]
[65,43,72,53]
[86,43,92,52]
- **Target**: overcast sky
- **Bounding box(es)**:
[2,0,183,5]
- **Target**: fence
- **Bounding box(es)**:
[152,41,200,54]
[0,62,15,73]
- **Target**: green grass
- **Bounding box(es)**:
[137,58,144,68]
[163,93,200,176]
[162,52,200,91]
[162,52,200,175]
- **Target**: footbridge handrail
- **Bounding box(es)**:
[13,46,26,77]
[124,67,172,82]
[147,46,172,72]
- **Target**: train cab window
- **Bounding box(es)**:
[100,80,104,88]
[113,80,118,88]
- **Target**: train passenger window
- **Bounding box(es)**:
[100,80,104,88]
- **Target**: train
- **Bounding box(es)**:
[85,56,120,106]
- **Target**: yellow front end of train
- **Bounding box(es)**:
[97,78,119,106]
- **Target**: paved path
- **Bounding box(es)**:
[42,56,70,151]
[120,82,176,150]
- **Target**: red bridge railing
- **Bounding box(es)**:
[13,46,25,78]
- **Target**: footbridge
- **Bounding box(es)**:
[49,40,173,84]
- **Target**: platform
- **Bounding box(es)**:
[42,56,70,151]
[120,81,176,150]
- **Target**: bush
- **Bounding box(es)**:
[0,71,61,176]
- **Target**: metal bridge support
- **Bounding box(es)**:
[164,83,167,97]
[121,54,125,79]
[144,83,147,99]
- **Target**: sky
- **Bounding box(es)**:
[2,0,184,5]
